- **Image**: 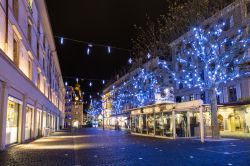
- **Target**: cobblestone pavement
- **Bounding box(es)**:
[0,128,250,166]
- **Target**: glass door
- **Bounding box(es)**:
[6,100,20,145]
[25,106,33,140]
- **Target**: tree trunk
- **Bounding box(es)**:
[209,88,220,139]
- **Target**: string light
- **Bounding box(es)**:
[147,53,151,59]
[56,36,131,55]
[108,46,111,54]
[128,57,132,64]
[60,37,64,45]
[89,81,93,87]
[158,22,249,94]
[102,80,105,84]
[87,99,102,117]
[87,47,90,55]
[76,78,79,83]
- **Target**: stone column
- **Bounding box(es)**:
[153,108,156,136]
[0,82,9,150]
[32,100,38,139]
[187,111,191,137]
[40,105,44,136]
[199,107,205,143]
[20,95,27,143]
[172,110,176,139]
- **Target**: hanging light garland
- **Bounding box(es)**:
[56,36,132,62]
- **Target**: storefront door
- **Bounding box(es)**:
[36,110,42,137]
[25,106,34,140]
[6,99,20,145]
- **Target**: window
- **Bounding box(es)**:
[228,86,237,102]
[43,35,46,49]
[189,95,195,101]
[223,18,230,31]
[28,58,32,80]
[176,96,182,103]
[201,92,206,102]
[43,57,45,70]
[37,40,40,59]
[179,83,183,89]
[37,72,41,89]
[13,36,19,66]
[28,0,33,9]
[229,15,234,28]
[44,79,46,94]
[28,20,32,44]
[13,0,19,21]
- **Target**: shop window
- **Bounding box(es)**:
[12,0,19,21]
[13,36,19,66]
[6,99,20,145]
[228,86,237,102]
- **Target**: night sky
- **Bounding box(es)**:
[45,0,168,101]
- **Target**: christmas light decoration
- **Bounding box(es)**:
[89,81,93,87]
[56,36,132,58]
[87,47,90,55]
[109,62,170,115]
[108,46,111,54]
[159,23,250,138]
[102,80,106,84]
[147,53,151,59]
[128,58,132,64]
[87,99,102,117]
[60,37,64,45]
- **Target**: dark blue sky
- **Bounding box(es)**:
[46,0,168,99]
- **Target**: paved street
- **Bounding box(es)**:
[0,128,250,166]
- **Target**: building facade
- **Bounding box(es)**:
[102,57,174,129]
[170,0,250,135]
[65,83,85,128]
[0,0,65,150]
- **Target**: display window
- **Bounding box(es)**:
[6,98,21,145]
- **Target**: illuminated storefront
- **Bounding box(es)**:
[6,97,21,145]
[130,100,206,141]
[217,103,250,135]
